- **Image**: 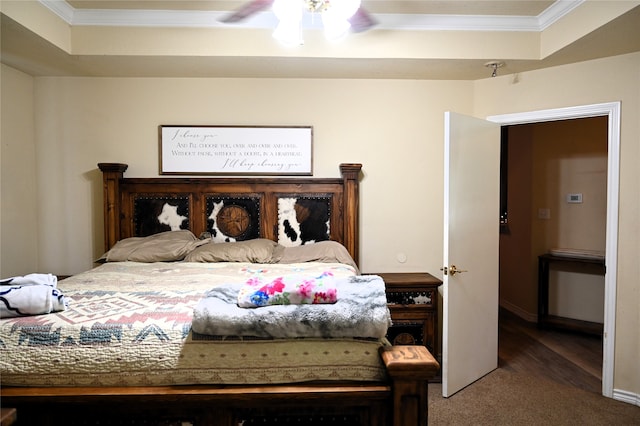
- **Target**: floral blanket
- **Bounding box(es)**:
[193,275,391,339]
[237,272,338,308]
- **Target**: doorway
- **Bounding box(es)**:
[498,116,608,392]
[487,102,621,398]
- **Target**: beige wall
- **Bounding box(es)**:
[531,118,608,253]
[534,118,607,323]
[474,51,640,398]
[1,51,638,399]
[30,77,472,275]
[0,64,38,277]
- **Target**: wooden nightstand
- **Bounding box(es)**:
[374,272,441,358]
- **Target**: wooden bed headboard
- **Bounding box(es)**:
[98,163,362,265]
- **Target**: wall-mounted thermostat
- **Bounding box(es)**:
[566,193,583,203]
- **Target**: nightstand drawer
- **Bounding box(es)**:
[387,322,425,346]
[386,289,435,307]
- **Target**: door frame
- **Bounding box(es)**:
[486,101,620,398]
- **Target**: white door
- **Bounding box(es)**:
[442,112,500,397]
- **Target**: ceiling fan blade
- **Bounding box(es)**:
[220,0,275,23]
[349,7,377,32]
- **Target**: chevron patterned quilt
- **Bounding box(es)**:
[0,261,389,387]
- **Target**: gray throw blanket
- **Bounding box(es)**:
[192,275,391,339]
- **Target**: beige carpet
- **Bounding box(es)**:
[428,368,640,425]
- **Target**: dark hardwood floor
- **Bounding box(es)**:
[498,308,603,394]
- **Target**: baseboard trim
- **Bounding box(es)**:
[499,300,537,323]
[613,389,640,406]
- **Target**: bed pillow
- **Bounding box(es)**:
[184,238,284,263]
[96,230,207,263]
[278,240,359,272]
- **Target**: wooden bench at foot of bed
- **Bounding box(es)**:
[1,346,439,426]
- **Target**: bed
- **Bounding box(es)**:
[0,162,439,426]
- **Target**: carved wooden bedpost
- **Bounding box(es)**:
[98,163,128,252]
[339,163,362,266]
[381,345,440,426]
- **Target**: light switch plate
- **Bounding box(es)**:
[538,208,551,219]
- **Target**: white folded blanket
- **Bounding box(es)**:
[1,273,58,287]
[0,273,68,317]
[193,275,392,339]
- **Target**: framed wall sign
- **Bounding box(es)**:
[159,125,313,175]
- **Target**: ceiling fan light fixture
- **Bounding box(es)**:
[322,14,351,40]
[273,21,304,46]
[322,0,361,40]
[272,0,304,45]
[273,0,361,44]
[305,0,329,13]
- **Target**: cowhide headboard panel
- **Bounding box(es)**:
[98,163,362,265]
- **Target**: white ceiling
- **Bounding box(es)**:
[2,1,640,80]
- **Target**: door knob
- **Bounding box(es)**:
[440,265,468,276]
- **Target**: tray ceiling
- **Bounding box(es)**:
[1,1,639,79]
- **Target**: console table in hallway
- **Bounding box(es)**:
[537,253,605,335]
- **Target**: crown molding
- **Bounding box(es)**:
[537,0,585,30]
[39,0,584,32]
[39,0,75,23]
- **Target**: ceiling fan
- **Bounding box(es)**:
[221,0,377,34]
